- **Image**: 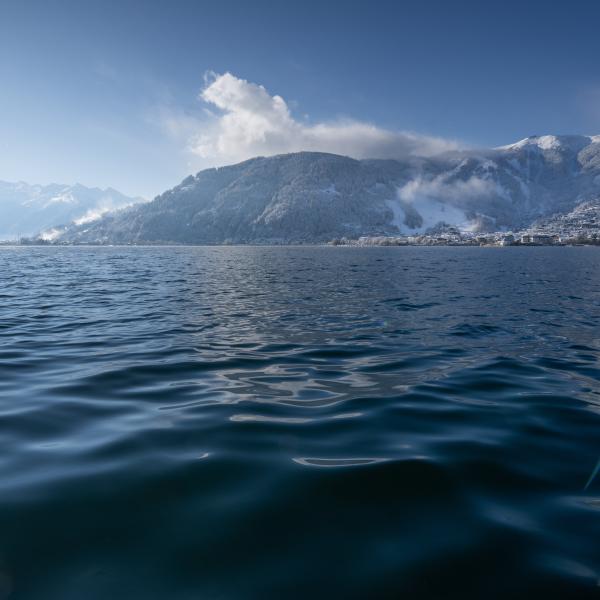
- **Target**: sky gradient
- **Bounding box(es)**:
[2,0,600,198]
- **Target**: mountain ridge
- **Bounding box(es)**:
[0,181,145,240]
[27,134,600,244]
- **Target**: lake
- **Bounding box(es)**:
[0,246,598,598]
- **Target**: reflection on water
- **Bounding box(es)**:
[0,246,599,599]
[292,457,390,467]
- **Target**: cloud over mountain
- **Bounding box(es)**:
[173,72,462,166]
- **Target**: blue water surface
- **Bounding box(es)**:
[0,246,598,599]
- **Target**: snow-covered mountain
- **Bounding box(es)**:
[0,181,145,240]
[45,134,600,244]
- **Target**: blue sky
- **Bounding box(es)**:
[2,0,600,198]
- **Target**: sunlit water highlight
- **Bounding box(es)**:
[0,246,599,599]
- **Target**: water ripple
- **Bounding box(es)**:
[0,246,599,599]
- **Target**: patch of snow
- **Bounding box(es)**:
[387,197,472,234]
[44,191,78,207]
[497,138,532,151]
[498,134,596,154]
[388,174,499,233]
[498,136,557,151]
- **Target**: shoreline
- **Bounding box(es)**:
[2,242,600,249]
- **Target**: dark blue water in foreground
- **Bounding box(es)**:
[0,246,599,599]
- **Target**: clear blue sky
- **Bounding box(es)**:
[2,0,600,198]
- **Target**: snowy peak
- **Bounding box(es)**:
[0,180,145,240]
[497,134,596,153]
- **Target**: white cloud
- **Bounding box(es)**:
[39,227,66,242]
[165,72,463,167]
[388,175,497,234]
[398,175,496,204]
[72,196,140,226]
[72,206,113,226]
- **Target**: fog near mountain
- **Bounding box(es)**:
[0,181,145,240]
[42,134,600,244]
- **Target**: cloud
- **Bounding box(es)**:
[72,195,141,226]
[165,72,463,167]
[389,174,497,234]
[398,175,496,205]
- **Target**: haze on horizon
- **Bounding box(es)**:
[2,0,600,199]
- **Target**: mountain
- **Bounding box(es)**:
[0,181,145,240]
[50,134,600,244]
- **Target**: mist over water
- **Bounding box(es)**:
[0,246,599,599]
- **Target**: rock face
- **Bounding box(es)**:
[54,135,600,244]
[0,181,144,240]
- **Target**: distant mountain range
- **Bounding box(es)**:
[0,181,144,240]
[16,134,600,244]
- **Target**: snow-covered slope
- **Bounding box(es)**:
[497,134,592,153]
[0,181,145,240]
[50,134,600,244]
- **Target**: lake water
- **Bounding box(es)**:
[0,246,599,599]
